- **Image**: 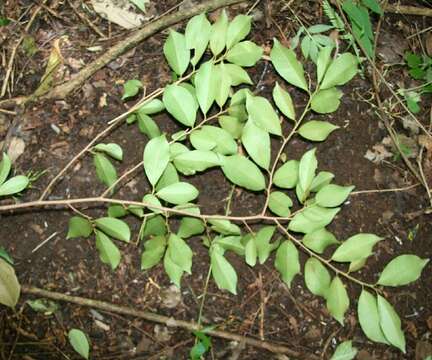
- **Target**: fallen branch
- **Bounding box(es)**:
[384,4,432,17]
[21,286,312,358]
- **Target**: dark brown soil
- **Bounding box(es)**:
[1,1,431,359]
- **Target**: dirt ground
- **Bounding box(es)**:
[0,0,431,359]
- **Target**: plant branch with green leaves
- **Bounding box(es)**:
[0,9,429,356]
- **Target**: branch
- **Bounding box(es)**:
[21,286,313,358]
[384,4,432,17]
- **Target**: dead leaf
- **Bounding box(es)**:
[416,341,432,360]
[426,31,432,57]
[160,285,181,309]
[7,137,26,163]
[153,325,171,342]
[364,144,393,163]
[91,0,147,29]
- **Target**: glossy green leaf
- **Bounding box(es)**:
[275,240,300,287]
[243,235,257,267]
[94,143,123,161]
[174,150,221,175]
[214,236,244,255]
[273,82,296,121]
[326,276,349,324]
[93,153,117,189]
[68,329,90,359]
[228,104,248,121]
[316,184,354,207]
[107,205,127,218]
[0,153,11,185]
[317,46,333,84]
[0,247,13,265]
[330,341,357,360]
[268,191,292,217]
[241,119,270,169]
[218,115,244,139]
[209,219,241,235]
[163,30,190,76]
[67,216,92,239]
[226,41,263,67]
[142,215,166,238]
[164,249,183,287]
[224,64,252,86]
[137,112,161,138]
[95,230,121,270]
[168,234,193,273]
[377,255,429,286]
[122,79,142,100]
[377,295,406,352]
[143,134,169,186]
[311,88,343,113]
[298,148,317,192]
[270,38,308,91]
[320,53,358,90]
[185,13,211,65]
[273,160,299,189]
[304,257,331,298]
[191,125,237,155]
[156,163,179,192]
[95,217,130,242]
[358,290,388,344]
[142,194,162,213]
[169,142,189,159]
[226,14,251,49]
[214,63,232,107]
[221,155,266,191]
[138,99,165,115]
[303,228,338,254]
[348,257,367,272]
[332,234,382,262]
[0,175,29,196]
[310,171,334,192]
[178,217,205,238]
[246,95,282,136]
[163,84,198,127]
[298,120,339,142]
[195,61,216,114]
[156,182,199,204]
[210,9,228,56]
[0,258,20,308]
[289,206,340,234]
[255,226,279,264]
[211,248,238,294]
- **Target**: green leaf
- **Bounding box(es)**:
[27,298,58,315]
[95,217,131,242]
[214,236,244,255]
[0,258,20,308]
[221,155,266,191]
[273,82,296,121]
[243,235,257,267]
[0,175,29,196]
[156,182,199,204]
[228,104,248,121]
[138,99,165,115]
[268,191,292,217]
[68,329,90,359]
[156,163,179,192]
[316,184,354,207]
[289,206,340,234]
[164,249,183,287]
[224,63,252,86]
[108,205,127,218]
[142,194,162,213]
[218,115,244,139]
[275,240,300,287]
[301,36,311,60]
[320,53,358,90]
[362,0,383,15]
[331,233,382,262]
[93,153,117,189]
[137,112,161,138]
[241,119,270,169]
[170,142,189,159]
[348,257,367,272]
[142,215,166,238]
[246,95,282,136]
[214,63,232,107]
[211,248,238,294]
[129,0,147,12]
[298,148,317,192]
[226,41,263,67]
[67,216,92,239]
[163,30,190,76]
[377,255,429,286]
[0,247,13,265]
[210,9,228,56]
[95,230,121,270]
[298,120,339,142]
[310,171,334,192]
[226,14,251,49]
[358,290,388,344]
[311,88,343,113]
[208,219,241,235]
[94,143,123,161]
[195,61,216,114]
[0,153,11,185]
[141,235,166,270]
[191,125,237,155]
[326,276,349,325]
[168,234,193,273]
[143,134,169,186]
[304,257,331,298]
[255,226,279,264]
[174,150,221,175]
[330,341,358,360]
[377,295,406,352]
[163,84,198,127]
[273,160,299,189]
[185,13,211,65]
[270,38,308,91]
[122,79,142,100]
[303,228,338,254]
[308,24,334,33]
[317,46,333,84]
[178,217,205,239]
